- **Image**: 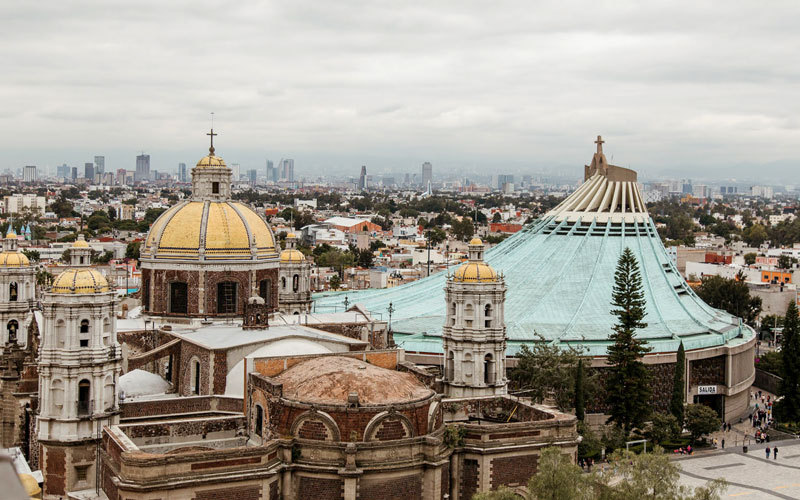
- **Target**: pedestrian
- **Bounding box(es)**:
[766,446,771,459]
[774,447,778,460]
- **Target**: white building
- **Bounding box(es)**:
[23,165,36,183]
[3,194,46,215]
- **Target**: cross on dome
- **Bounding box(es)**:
[207,128,218,155]
[595,135,604,154]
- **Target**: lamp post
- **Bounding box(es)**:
[343,295,349,311]
[387,302,394,333]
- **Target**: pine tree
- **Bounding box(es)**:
[779,300,800,420]
[575,358,585,421]
[606,247,652,434]
[670,342,686,424]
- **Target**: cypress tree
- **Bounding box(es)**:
[780,300,800,420]
[575,358,585,421]
[670,342,686,424]
[606,247,652,434]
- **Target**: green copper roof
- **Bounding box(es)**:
[314,214,753,357]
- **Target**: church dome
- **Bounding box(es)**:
[280,249,305,263]
[142,200,278,261]
[469,237,483,245]
[453,261,498,283]
[72,238,90,248]
[195,154,227,169]
[51,268,110,294]
[0,252,30,267]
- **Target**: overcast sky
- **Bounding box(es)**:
[2,1,799,181]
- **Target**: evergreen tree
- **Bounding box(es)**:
[575,358,585,421]
[670,342,686,424]
[779,300,800,420]
[606,247,652,434]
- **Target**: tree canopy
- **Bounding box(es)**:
[694,274,762,325]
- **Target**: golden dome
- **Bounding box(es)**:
[469,237,483,245]
[51,268,110,294]
[453,262,498,283]
[195,154,227,169]
[287,232,297,238]
[72,238,90,248]
[280,249,305,263]
[6,231,16,239]
[18,473,41,497]
[142,201,277,261]
[0,252,30,267]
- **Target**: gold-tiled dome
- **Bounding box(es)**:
[0,251,30,267]
[72,238,90,248]
[469,237,483,245]
[287,232,297,238]
[195,154,227,169]
[453,262,498,283]
[51,268,110,294]
[143,201,278,261]
[6,231,16,239]
[280,249,305,263]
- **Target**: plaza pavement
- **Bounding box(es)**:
[675,438,800,499]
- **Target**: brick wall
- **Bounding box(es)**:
[42,445,66,497]
[373,418,410,441]
[690,356,726,387]
[120,396,242,420]
[151,269,201,316]
[213,349,227,394]
[180,341,212,396]
[206,271,250,315]
[297,476,342,500]
[460,458,479,500]
[359,474,423,500]
[256,268,280,311]
[195,484,262,500]
[298,418,334,441]
[491,454,538,489]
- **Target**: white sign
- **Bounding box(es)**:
[698,385,717,395]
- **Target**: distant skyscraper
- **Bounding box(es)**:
[94,155,105,174]
[266,160,275,183]
[280,159,294,182]
[230,163,241,182]
[71,167,78,180]
[404,173,410,186]
[23,165,36,183]
[359,165,367,190]
[84,162,94,182]
[57,164,70,179]
[247,169,257,185]
[421,162,432,188]
[178,163,187,182]
[135,154,150,182]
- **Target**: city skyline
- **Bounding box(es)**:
[2,2,800,182]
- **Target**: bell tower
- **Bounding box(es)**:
[442,238,508,397]
[37,237,121,498]
[278,233,312,314]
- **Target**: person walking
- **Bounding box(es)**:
[766,446,771,459]
[722,438,725,449]
[774,447,778,460]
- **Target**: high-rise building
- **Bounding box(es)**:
[57,164,70,179]
[94,155,105,174]
[231,163,241,182]
[178,163,187,182]
[71,167,78,180]
[135,154,150,182]
[23,165,36,183]
[247,169,257,185]
[421,162,432,188]
[266,160,275,183]
[280,159,294,182]
[359,165,367,190]
[84,162,94,182]
[404,173,410,186]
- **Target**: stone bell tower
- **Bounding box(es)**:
[442,238,508,398]
[37,236,121,498]
[278,233,312,314]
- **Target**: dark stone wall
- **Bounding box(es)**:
[359,474,423,500]
[690,356,726,386]
[587,362,676,414]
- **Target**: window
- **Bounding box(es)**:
[6,320,18,342]
[78,380,91,415]
[217,281,238,314]
[80,256,85,264]
[9,282,17,302]
[56,319,66,348]
[463,352,473,378]
[255,405,264,437]
[75,465,89,483]
[191,360,201,395]
[484,353,495,384]
[212,182,219,194]
[484,304,492,328]
[446,351,454,381]
[281,277,287,290]
[169,282,188,314]
[292,274,299,292]
[79,319,90,347]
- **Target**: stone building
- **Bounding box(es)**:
[37,237,122,498]
[140,132,280,318]
[443,238,507,398]
[0,228,36,345]
[278,232,312,315]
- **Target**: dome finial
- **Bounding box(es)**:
[595,135,604,154]
[207,112,217,155]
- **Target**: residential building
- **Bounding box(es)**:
[22,166,36,183]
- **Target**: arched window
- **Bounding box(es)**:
[191,359,201,395]
[484,304,492,328]
[79,319,90,347]
[255,405,264,437]
[259,279,271,307]
[9,282,18,302]
[281,277,287,290]
[464,303,474,327]
[463,352,473,378]
[6,320,18,342]
[292,274,299,292]
[77,380,91,416]
[484,353,495,385]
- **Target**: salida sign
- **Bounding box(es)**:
[698,385,718,395]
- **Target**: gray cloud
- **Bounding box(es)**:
[1,0,799,181]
